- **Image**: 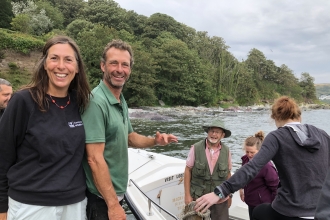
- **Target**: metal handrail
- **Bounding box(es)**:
[128,179,179,220]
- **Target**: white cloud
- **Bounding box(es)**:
[116,0,330,83]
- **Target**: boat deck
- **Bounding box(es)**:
[126,148,249,220]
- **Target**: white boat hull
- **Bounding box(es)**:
[126,148,248,220]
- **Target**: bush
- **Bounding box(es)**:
[0,28,44,54]
[11,14,32,34]
[8,62,19,70]
[0,50,5,60]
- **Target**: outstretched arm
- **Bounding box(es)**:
[128,131,178,148]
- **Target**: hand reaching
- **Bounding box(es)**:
[194,193,223,213]
[154,131,178,146]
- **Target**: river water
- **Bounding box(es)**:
[125,108,330,218]
[130,108,330,171]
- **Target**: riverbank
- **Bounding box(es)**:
[300,103,330,110]
[128,103,329,122]
[130,103,330,114]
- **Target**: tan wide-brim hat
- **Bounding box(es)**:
[202,121,231,138]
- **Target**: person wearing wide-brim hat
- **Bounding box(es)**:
[202,121,232,138]
[183,120,233,219]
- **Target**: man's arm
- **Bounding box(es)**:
[86,143,126,220]
[128,131,178,148]
[184,166,193,205]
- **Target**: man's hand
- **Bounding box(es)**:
[108,203,126,220]
[194,192,224,213]
[0,212,7,220]
[154,131,178,146]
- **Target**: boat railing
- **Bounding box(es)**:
[128,179,179,220]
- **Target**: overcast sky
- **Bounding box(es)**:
[115,0,329,84]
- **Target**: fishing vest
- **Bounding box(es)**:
[190,139,229,199]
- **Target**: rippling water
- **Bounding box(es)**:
[131,108,330,171]
[125,108,330,218]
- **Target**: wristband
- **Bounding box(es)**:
[214,187,224,199]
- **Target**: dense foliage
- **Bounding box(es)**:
[0,28,44,54]
[0,0,319,106]
[0,0,14,29]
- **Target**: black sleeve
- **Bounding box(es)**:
[0,91,32,212]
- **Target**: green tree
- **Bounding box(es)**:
[143,13,187,41]
[66,19,94,39]
[123,44,158,106]
[79,0,130,32]
[0,0,14,28]
[245,48,275,101]
[53,0,85,26]
[11,0,53,35]
[276,64,302,101]
[235,65,259,105]
[245,48,267,80]
[125,10,147,36]
[11,14,32,33]
[152,33,213,106]
[30,9,53,35]
[299,72,317,102]
[75,24,119,88]
[35,0,64,29]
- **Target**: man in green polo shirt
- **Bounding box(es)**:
[81,39,178,220]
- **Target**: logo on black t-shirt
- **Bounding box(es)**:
[68,121,83,128]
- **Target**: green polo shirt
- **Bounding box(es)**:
[82,80,133,196]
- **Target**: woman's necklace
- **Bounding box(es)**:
[48,94,70,109]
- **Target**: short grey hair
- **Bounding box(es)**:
[0,78,11,91]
